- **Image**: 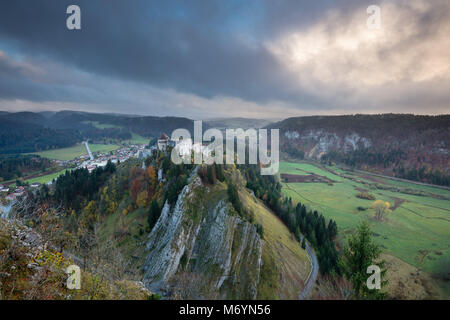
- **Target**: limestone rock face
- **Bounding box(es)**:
[142,176,262,299]
[285,129,373,160]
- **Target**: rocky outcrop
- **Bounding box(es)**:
[285,129,372,160]
[272,114,450,177]
[142,176,262,299]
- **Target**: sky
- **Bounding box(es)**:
[0,0,449,119]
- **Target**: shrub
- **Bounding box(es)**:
[255,223,264,239]
[356,192,376,200]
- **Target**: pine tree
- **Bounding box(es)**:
[340,221,387,299]
[207,165,215,184]
[148,199,161,231]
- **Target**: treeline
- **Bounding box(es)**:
[0,155,53,181]
[0,118,81,154]
[292,200,339,274]
[159,155,194,206]
[284,145,305,159]
[239,164,340,274]
[82,127,132,141]
[394,165,449,186]
[276,114,450,140]
[321,151,449,186]
[53,161,116,211]
[321,149,406,169]
[197,163,225,185]
[45,148,195,233]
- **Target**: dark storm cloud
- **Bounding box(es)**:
[0,50,65,102]
[0,0,449,116]
[0,0,312,104]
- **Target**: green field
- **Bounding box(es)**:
[279,161,450,295]
[122,132,151,145]
[25,169,69,185]
[82,120,122,129]
[83,121,150,145]
[29,143,119,160]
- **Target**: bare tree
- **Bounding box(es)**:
[310,275,353,300]
[169,271,219,300]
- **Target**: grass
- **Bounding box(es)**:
[122,132,151,145]
[238,183,310,299]
[98,197,149,274]
[83,120,151,145]
[89,143,120,154]
[279,161,450,297]
[28,143,119,160]
[82,121,122,129]
[25,169,69,185]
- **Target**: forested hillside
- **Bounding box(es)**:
[0,117,81,154]
[7,148,313,299]
[0,111,196,154]
[270,114,450,186]
[0,155,53,181]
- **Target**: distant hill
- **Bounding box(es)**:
[0,111,197,154]
[205,117,273,130]
[0,116,81,154]
[269,114,450,186]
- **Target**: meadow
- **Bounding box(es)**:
[82,121,122,129]
[29,143,119,160]
[83,121,151,145]
[279,161,450,296]
[25,169,69,185]
[122,132,151,145]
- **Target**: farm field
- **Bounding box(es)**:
[83,121,151,145]
[28,143,119,160]
[25,169,69,185]
[122,132,151,145]
[279,161,450,297]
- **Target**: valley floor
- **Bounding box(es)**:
[279,161,450,299]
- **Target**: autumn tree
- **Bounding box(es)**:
[136,190,149,208]
[39,207,73,253]
[146,165,157,195]
[371,200,391,221]
[169,272,219,300]
[130,178,142,204]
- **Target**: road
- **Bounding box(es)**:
[298,234,318,300]
[84,141,94,160]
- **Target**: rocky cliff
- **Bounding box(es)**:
[142,174,262,299]
[142,167,311,299]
